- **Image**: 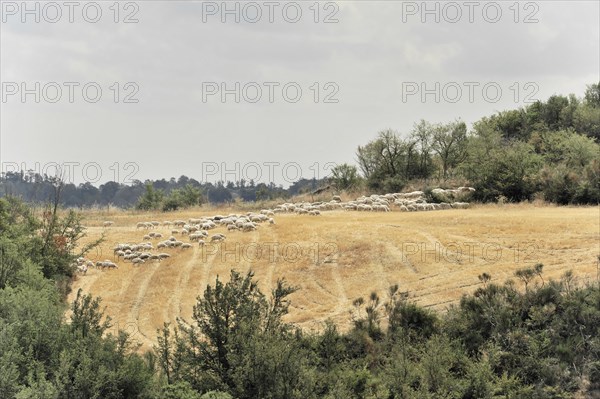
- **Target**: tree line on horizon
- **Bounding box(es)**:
[0,174,322,210]
[1,82,599,208]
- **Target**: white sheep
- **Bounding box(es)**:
[201,221,217,230]
[102,261,118,269]
[77,264,88,274]
[210,234,226,242]
[189,232,208,241]
[242,222,257,232]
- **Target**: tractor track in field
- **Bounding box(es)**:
[168,245,200,322]
[123,261,161,348]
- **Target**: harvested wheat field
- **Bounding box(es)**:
[69,204,599,352]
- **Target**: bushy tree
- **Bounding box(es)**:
[329,163,361,191]
[137,183,165,210]
[584,82,600,107]
[357,129,433,192]
[462,130,542,202]
[161,270,315,398]
[0,191,101,289]
[431,120,468,179]
[535,131,600,204]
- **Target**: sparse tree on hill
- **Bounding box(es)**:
[137,183,164,210]
[431,120,469,179]
[329,163,361,191]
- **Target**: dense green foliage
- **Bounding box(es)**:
[156,268,599,399]
[138,183,205,212]
[0,187,101,293]
[359,83,599,203]
[0,196,157,398]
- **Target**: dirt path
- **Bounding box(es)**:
[383,241,418,273]
[328,254,349,316]
[123,262,162,349]
[168,246,200,320]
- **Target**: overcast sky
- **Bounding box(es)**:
[1,0,598,187]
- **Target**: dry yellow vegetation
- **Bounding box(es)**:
[69,204,600,353]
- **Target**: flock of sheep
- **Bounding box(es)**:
[87,212,278,270]
[268,187,474,215]
[72,256,117,274]
[83,187,474,273]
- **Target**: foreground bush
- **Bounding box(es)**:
[157,268,599,398]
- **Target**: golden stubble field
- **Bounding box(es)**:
[68,204,600,353]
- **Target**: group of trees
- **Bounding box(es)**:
[0,182,101,294]
[0,175,298,209]
[351,83,600,203]
[355,119,468,193]
[1,196,599,397]
[0,171,332,209]
[0,194,157,398]
[136,184,204,212]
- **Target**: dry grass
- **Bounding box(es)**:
[68,204,600,352]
